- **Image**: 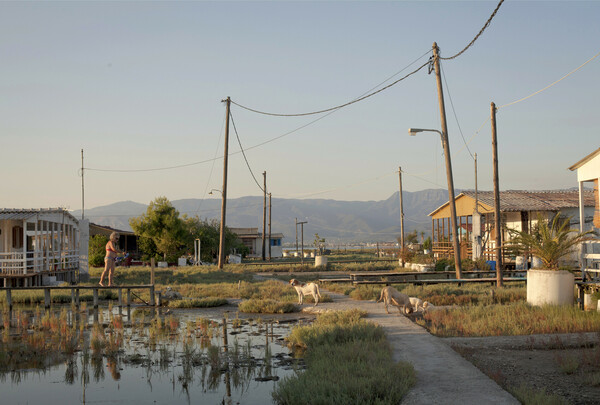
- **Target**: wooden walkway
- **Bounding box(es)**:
[1,284,160,310]
[319,270,527,286]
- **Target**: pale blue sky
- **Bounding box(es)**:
[1,1,599,211]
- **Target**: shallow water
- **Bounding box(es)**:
[0,306,307,404]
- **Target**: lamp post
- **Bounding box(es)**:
[408,127,462,278]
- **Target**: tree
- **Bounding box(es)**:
[313,233,326,255]
[129,197,187,261]
[181,216,249,262]
[507,213,596,270]
[89,234,109,267]
[406,230,418,245]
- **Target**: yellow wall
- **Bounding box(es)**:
[430,195,494,219]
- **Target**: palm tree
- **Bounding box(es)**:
[507,213,596,270]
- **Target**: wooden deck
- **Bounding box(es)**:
[1,284,159,309]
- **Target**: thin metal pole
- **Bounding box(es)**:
[301,222,305,264]
[432,42,462,279]
[262,171,267,261]
[398,166,405,266]
[268,193,272,261]
[218,97,231,269]
[491,102,503,286]
[81,149,85,220]
[295,218,298,256]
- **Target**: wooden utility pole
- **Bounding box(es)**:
[218,97,231,269]
[398,166,405,266]
[268,193,272,261]
[262,171,267,261]
[432,42,462,279]
[81,149,85,220]
[295,218,298,256]
[474,153,478,212]
[491,102,503,286]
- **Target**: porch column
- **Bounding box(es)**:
[22,220,27,275]
[579,180,586,280]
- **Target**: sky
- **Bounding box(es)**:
[1,0,599,213]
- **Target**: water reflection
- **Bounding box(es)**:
[0,306,304,404]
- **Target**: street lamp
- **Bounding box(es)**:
[408,127,463,278]
[209,189,222,196]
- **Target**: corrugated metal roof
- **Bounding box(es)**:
[0,208,79,223]
[461,190,595,212]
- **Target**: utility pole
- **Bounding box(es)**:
[262,171,267,261]
[295,218,298,257]
[268,193,272,261]
[432,42,462,279]
[491,102,503,287]
[398,166,405,267]
[81,149,85,220]
[300,221,306,264]
[218,97,231,269]
[474,153,478,212]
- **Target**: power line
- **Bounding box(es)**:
[440,0,505,61]
[229,110,265,192]
[230,59,431,117]
[441,61,474,160]
[498,50,600,110]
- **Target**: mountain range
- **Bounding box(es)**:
[72,189,451,243]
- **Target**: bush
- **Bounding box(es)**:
[167,297,228,308]
[238,298,297,314]
[435,257,454,272]
[89,234,109,267]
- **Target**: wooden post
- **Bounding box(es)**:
[149,285,156,306]
[432,42,462,279]
[71,288,76,306]
[218,97,231,269]
[399,166,405,267]
[6,289,12,311]
[75,289,80,307]
[44,288,51,309]
[93,288,99,308]
[268,192,272,261]
[127,289,131,307]
[156,291,162,307]
[150,258,155,285]
[118,289,123,307]
[491,102,503,287]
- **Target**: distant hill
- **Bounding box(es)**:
[72,189,450,243]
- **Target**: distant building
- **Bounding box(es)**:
[0,209,81,287]
[90,223,139,258]
[428,190,597,266]
[230,227,284,258]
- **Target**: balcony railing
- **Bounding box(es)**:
[0,250,80,276]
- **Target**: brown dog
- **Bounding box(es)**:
[289,279,321,306]
[377,286,413,315]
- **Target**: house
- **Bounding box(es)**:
[230,227,284,258]
[0,209,82,287]
[428,190,597,266]
[569,147,600,278]
[89,223,139,258]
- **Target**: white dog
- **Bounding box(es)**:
[409,297,431,313]
[377,286,413,315]
[289,279,322,306]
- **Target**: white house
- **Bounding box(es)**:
[569,147,600,279]
[0,209,81,287]
[230,227,284,259]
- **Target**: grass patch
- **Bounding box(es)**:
[167,297,228,308]
[238,299,297,314]
[419,302,600,337]
[507,384,568,405]
[274,309,415,405]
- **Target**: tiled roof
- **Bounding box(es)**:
[461,190,595,212]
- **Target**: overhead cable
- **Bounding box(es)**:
[230,60,431,117]
[230,111,265,193]
[440,0,505,61]
[498,50,600,110]
[441,61,474,160]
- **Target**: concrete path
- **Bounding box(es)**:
[304,290,519,405]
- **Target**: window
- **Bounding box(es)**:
[12,226,24,249]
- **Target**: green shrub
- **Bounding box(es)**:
[167,297,228,308]
[89,234,109,267]
[238,298,297,314]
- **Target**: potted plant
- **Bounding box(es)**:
[507,213,595,306]
[313,233,327,267]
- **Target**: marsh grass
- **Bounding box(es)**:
[273,309,415,405]
[238,299,297,314]
[419,303,600,337]
[168,298,228,308]
[554,353,580,374]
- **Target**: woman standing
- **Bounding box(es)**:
[99,232,123,287]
